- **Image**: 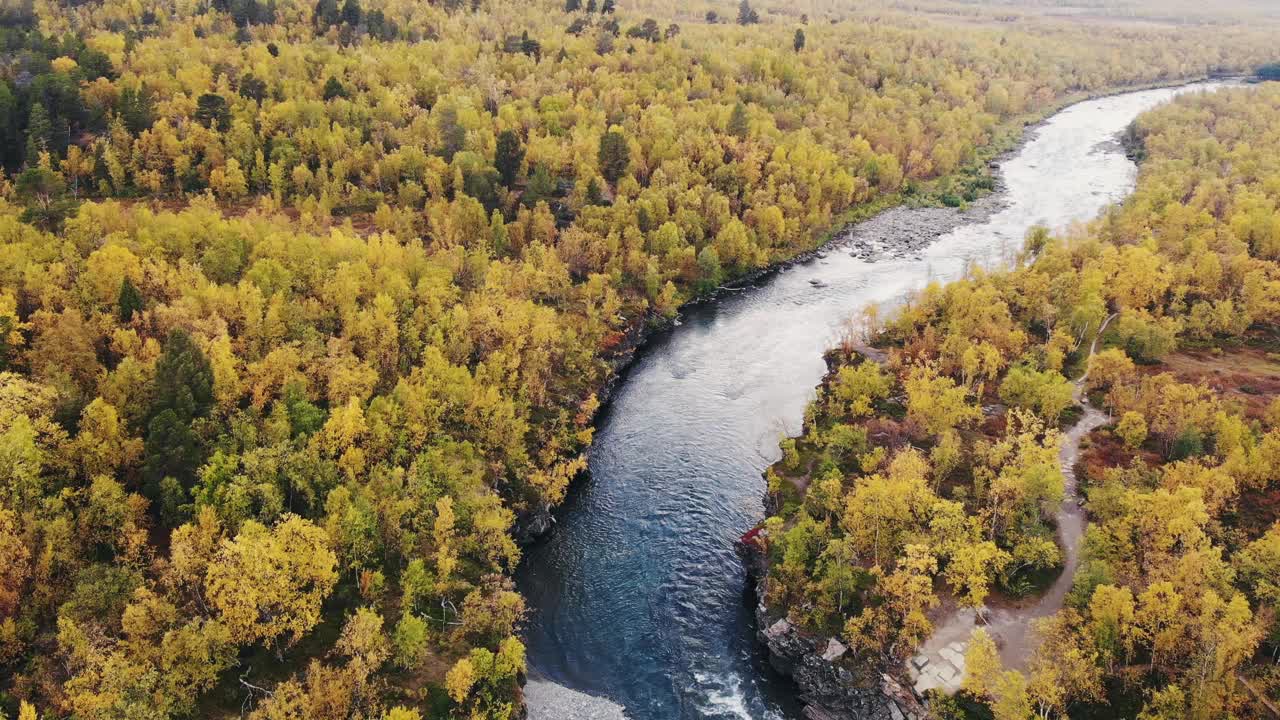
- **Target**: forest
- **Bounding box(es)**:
[0,0,1278,717]
[756,84,1280,718]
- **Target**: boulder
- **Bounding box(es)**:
[512,504,554,544]
[822,638,848,662]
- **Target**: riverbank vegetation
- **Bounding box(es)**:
[1,0,1279,717]
[755,83,1280,717]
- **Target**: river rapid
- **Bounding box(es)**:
[516,81,1230,720]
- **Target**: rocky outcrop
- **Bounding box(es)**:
[740,539,925,720]
[512,503,554,545]
[755,612,922,720]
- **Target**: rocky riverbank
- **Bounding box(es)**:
[515,102,1019,720]
[517,79,1235,720]
[523,673,628,720]
[511,305,675,544]
[512,79,1233,549]
[513,182,1006,546]
[739,539,925,720]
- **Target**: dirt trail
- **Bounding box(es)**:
[908,314,1116,694]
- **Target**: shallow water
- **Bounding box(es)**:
[516,82,1230,720]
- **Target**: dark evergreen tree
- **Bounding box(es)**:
[627,18,659,41]
[495,129,525,187]
[0,308,16,369]
[520,31,541,60]
[118,84,154,133]
[728,100,749,139]
[239,73,268,102]
[31,71,88,146]
[595,31,614,54]
[585,176,605,206]
[323,75,346,100]
[565,0,580,11]
[155,476,190,527]
[143,410,201,495]
[77,47,114,79]
[737,0,759,25]
[597,129,630,183]
[341,0,361,26]
[794,28,805,52]
[522,164,555,207]
[15,165,72,229]
[601,0,615,12]
[150,330,214,423]
[0,83,16,167]
[118,277,143,322]
[437,106,466,161]
[229,0,259,26]
[366,9,396,39]
[24,102,51,162]
[143,330,214,503]
[194,93,230,129]
[313,0,340,27]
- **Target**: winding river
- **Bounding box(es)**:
[516,81,1230,720]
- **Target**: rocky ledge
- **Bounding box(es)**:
[511,502,555,545]
[740,538,924,720]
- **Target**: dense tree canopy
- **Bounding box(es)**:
[0,0,1278,717]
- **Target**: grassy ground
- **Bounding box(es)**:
[1157,346,1280,419]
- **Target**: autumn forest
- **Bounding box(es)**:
[1,0,1280,718]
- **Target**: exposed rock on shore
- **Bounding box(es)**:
[512,502,554,545]
[740,539,925,720]
[524,675,628,720]
[840,195,1005,265]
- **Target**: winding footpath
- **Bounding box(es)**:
[908,314,1118,695]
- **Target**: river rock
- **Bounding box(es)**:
[512,504,554,544]
[741,538,913,720]
[822,638,848,662]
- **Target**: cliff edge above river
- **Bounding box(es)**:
[741,535,924,720]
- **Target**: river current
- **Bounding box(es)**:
[516,82,1229,720]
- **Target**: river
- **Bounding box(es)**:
[516,81,1230,720]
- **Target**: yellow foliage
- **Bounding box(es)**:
[205,514,338,646]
